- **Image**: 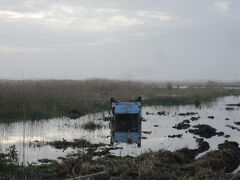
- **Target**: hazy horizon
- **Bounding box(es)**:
[0,0,239,81]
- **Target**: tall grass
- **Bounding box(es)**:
[0,79,239,122]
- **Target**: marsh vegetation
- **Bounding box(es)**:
[1,80,240,179]
[0,79,239,122]
[1,140,240,179]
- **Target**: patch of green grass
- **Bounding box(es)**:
[48,138,105,149]
[126,137,133,144]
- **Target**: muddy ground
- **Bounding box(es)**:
[1,140,239,180]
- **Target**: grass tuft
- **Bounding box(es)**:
[81,121,103,131]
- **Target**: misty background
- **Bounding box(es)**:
[0,0,239,81]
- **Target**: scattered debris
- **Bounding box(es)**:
[38,159,53,164]
[194,137,204,143]
[216,131,224,137]
[234,122,240,126]
[226,103,240,107]
[226,125,240,132]
[168,134,183,138]
[173,122,191,130]
[104,147,123,151]
[190,117,200,121]
[225,107,235,111]
[178,112,198,116]
[208,116,214,119]
[141,118,147,122]
[224,135,231,138]
[157,111,166,116]
[29,140,46,148]
[146,112,154,115]
[182,119,190,124]
[57,157,66,161]
[142,131,152,134]
[88,147,124,157]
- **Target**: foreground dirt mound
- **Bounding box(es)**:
[193,140,240,174]
[1,141,240,180]
[90,141,239,180]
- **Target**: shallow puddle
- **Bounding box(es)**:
[0,96,240,164]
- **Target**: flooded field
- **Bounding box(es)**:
[0,96,240,164]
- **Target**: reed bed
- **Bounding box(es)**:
[0,79,239,122]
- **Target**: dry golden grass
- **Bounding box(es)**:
[0,79,239,121]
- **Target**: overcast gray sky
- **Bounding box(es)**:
[0,0,239,81]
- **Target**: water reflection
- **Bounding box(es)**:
[110,114,142,147]
[0,96,240,164]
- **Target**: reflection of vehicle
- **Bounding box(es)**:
[110,97,142,147]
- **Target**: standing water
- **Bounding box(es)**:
[0,96,240,164]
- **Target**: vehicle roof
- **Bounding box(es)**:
[112,102,141,114]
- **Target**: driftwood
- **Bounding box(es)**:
[65,171,109,180]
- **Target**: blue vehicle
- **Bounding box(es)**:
[110,97,142,147]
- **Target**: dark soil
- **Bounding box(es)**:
[157,111,166,116]
[173,122,191,130]
[1,141,240,180]
[216,131,225,136]
[188,124,218,138]
[234,122,240,126]
[168,134,183,138]
[146,112,154,115]
[226,107,235,110]
[226,125,240,132]
[192,137,210,155]
[142,131,152,134]
[226,103,240,107]
[182,119,190,123]
[225,135,231,138]
[178,112,198,116]
[208,116,215,119]
[38,159,54,164]
[197,140,210,154]
[190,117,200,121]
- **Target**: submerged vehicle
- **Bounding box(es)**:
[110,97,142,147]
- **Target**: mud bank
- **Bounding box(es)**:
[1,141,240,180]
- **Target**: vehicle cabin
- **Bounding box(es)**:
[110,97,142,147]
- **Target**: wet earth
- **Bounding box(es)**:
[0,96,240,165]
